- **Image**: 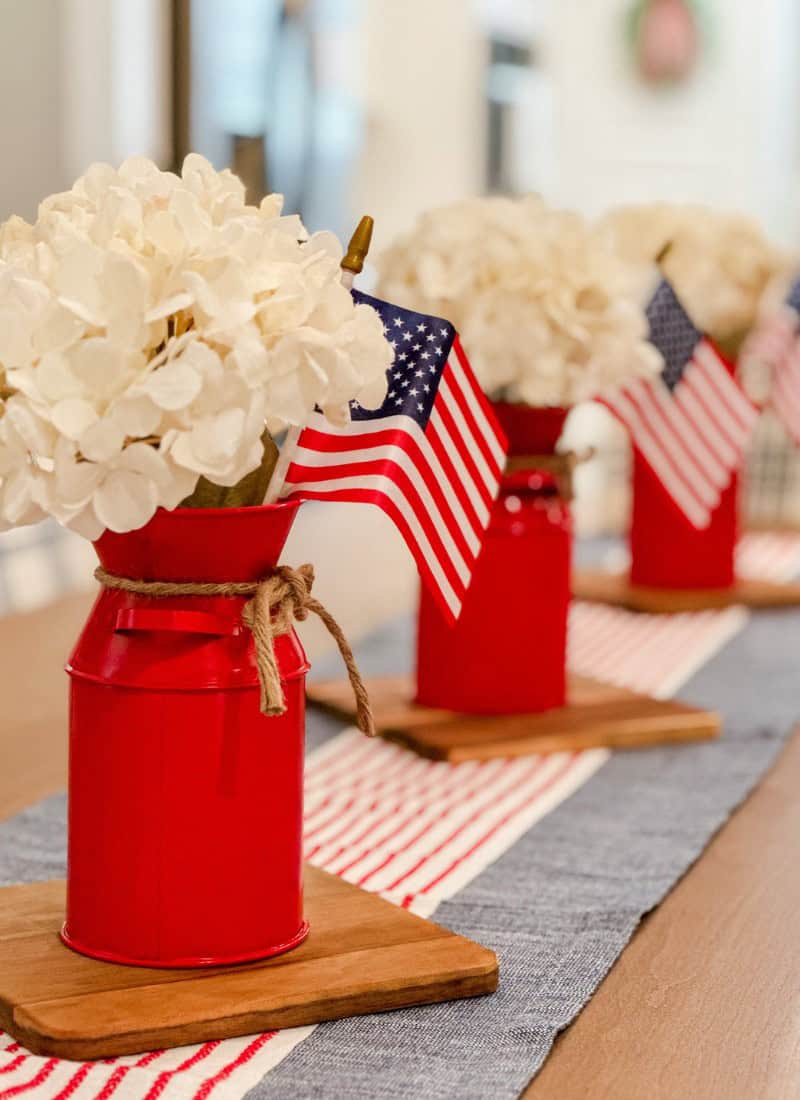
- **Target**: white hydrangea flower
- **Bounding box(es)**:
[378,196,662,407]
[0,398,55,529]
[598,203,789,349]
[45,438,198,539]
[0,155,392,536]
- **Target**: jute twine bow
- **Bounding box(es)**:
[94,564,375,737]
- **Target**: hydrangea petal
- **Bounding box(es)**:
[93,467,159,533]
[79,418,126,463]
[111,395,162,438]
[51,398,98,440]
[142,362,203,411]
[67,338,136,400]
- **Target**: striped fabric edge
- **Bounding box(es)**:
[303,739,607,917]
[569,602,747,701]
[5,531,798,1099]
[600,532,800,590]
[0,1030,314,1100]
[735,531,800,583]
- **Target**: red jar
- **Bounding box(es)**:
[416,404,571,715]
[629,447,737,590]
[63,503,310,968]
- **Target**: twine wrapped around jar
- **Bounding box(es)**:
[94,563,375,736]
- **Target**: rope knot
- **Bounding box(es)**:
[94,562,375,737]
[276,563,315,623]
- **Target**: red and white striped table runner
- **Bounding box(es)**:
[2,531,798,1100]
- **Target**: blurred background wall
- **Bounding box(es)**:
[0,0,171,221]
[549,0,800,232]
[1,0,799,627]
[4,0,799,245]
[0,2,65,222]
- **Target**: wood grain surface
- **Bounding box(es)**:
[307,674,720,761]
[572,569,800,613]
[0,870,498,1061]
[525,730,800,1100]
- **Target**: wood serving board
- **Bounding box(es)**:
[0,869,498,1061]
[306,674,720,762]
[572,570,800,613]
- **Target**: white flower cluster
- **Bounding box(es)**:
[599,203,789,348]
[0,156,391,537]
[377,196,662,407]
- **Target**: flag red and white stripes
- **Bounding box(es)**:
[771,341,800,445]
[281,294,507,623]
[741,305,799,379]
[4,530,798,1100]
[740,280,800,444]
[601,280,757,529]
[601,344,757,529]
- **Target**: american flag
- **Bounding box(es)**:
[281,292,507,622]
[741,276,800,445]
[601,279,758,529]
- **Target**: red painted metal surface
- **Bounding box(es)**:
[64,502,310,968]
[629,447,737,590]
[416,404,572,715]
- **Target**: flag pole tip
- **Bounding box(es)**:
[655,240,673,266]
[341,215,374,275]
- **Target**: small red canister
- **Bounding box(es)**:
[629,447,737,590]
[63,502,310,968]
[416,404,571,715]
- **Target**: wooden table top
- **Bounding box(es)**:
[2,594,797,1099]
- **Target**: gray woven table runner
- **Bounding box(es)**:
[1,608,797,1099]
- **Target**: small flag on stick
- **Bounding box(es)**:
[280,292,508,622]
[600,279,758,529]
[741,276,800,445]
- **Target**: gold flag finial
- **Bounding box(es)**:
[341,215,374,277]
[655,240,673,267]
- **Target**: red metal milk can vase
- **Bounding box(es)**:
[629,447,738,590]
[64,502,310,968]
[416,404,572,715]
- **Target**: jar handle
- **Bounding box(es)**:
[114,608,238,637]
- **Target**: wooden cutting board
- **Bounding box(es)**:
[572,570,800,613]
[0,868,498,1060]
[306,674,720,762]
